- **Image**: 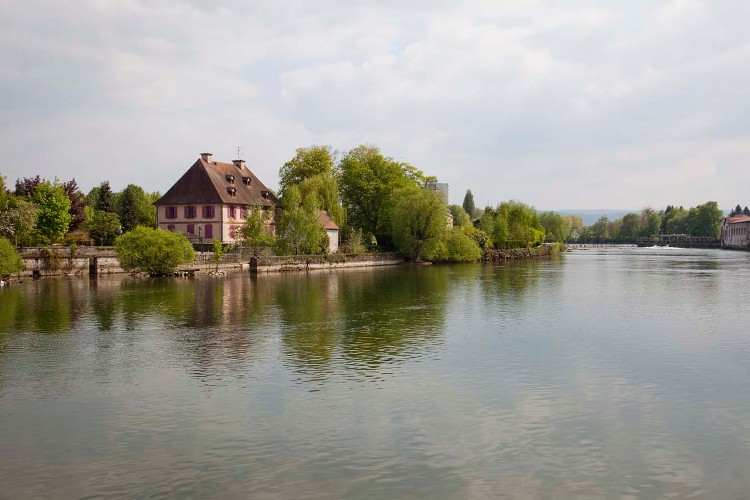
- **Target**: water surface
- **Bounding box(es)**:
[2,248,750,498]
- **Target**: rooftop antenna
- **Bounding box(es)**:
[236,146,243,160]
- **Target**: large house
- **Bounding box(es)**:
[154,153,340,253]
[154,153,279,244]
[721,215,750,249]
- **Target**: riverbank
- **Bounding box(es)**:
[482,242,564,261]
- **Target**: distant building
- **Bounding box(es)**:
[426,181,450,204]
[721,215,750,249]
[317,210,340,253]
[425,181,453,228]
[154,153,279,245]
[154,153,340,253]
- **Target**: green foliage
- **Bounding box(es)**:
[91,181,115,212]
[298,173,345,227]
[115,227,195,275]
[117,184,157,231]
[539,211,571,242]
[448,204,471,227]
[479,201,545,248]
[387,187,447,261]
[436,228,482,262]
[275,186,328,255]
[339,228,368,255]
[639,207,661,237]
[462,190,475,218]
[591,216,610,241]
[0,174,7,211]
[339,145,427,245]
[32,181,72,244]
[0,236,23,277]
[619,213,641,241]
[279,146,337,194]
[236,206,275,256]
[461,224,493,250]
[212,240,225,271]
[689,201,723,238]
[84,208,121,246]
[0,197,38,246]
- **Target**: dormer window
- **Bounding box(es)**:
[261,190,270,199]
[227,187,236,196]
[226,174,235,184]
[242,176,251,186]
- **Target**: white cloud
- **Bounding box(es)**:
[1,0,749,208]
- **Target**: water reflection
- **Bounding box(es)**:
[4,252,750,498]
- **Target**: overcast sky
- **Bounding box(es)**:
[2,0,749,209]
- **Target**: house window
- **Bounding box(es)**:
[202,206,215,219]
[167,224,175,232]
[227,187,236,196]
[242,177,251,186]
[241,207,247,219]
[184,206,196,219]
[226,175,235,183]
[205,224,213,239]
[228,206,236,218]
[165,206,177,219]
[187,224,195,235]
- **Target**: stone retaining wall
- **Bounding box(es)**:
[250,253,404,273]
[483,243,563,262]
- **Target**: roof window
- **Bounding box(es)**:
[227,187,237,196]
[242,176,251,185]
[226,174,235,183]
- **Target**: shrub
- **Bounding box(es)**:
[0,237,23,277]
[437,228,482,262]
[115,227,195,276]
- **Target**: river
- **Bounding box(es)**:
[2,247,750,498]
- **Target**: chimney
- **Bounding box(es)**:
[200,152,213,163]
[233,159,246,170]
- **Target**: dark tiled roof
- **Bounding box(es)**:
[317,210,339,230]
[154,158,279,208]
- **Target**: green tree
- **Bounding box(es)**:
[539,211,571,242]
[387,187,447,261]
[639,207,661,237]
[115,227,195,276]
[32,181,72,244]
[462,190,476,218]
[93,181,115,213]
[0,197,38,246]
[496,200,545,247]
[0,174,7,211]
[117,184,157,231]
[591,216,610,242]
[619,213,641,242]
[212,240,225,272]
[0,236,23,277]
[339,145,427,246]
[449,204,471,227]
[688,201,723,238]
[562,215,583,241]
[84,209,121,246]
[275,185,327,255]
[279,146,337,194]
[439,227,482,262]
[298,173,345,226]
[236,206,275,256]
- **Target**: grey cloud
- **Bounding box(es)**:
[1,0,749,209]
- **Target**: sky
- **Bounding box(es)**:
[1,0,749,210]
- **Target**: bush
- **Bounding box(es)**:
[0,237,23,277]
[437,228,482,262]
[115,227,195,276]
[340,228,368,255]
